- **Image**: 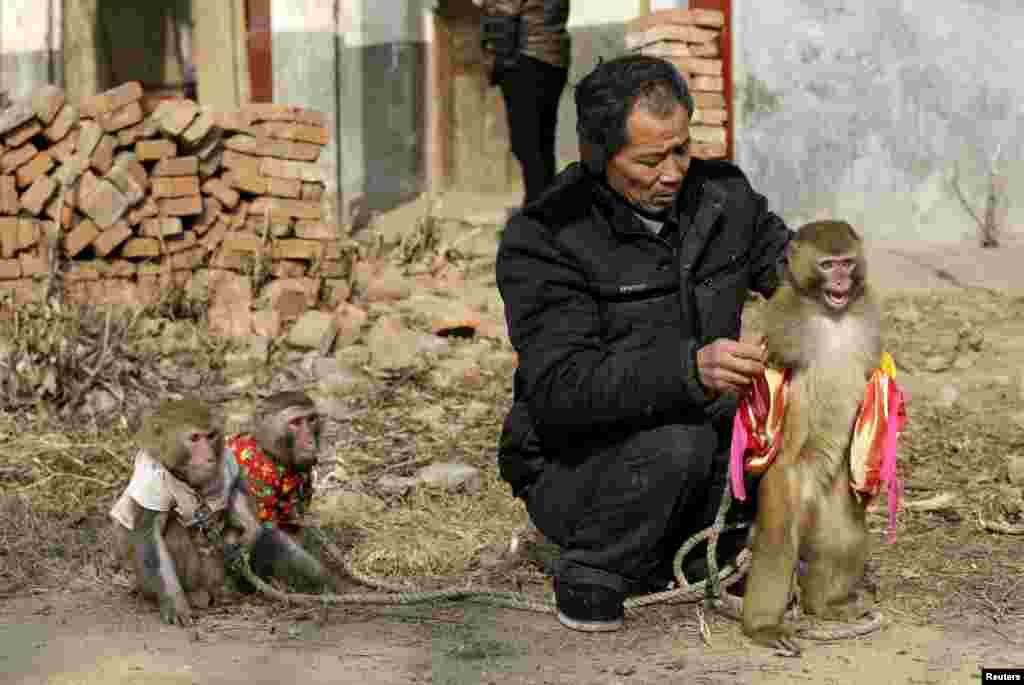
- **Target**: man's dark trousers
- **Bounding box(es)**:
[495,54,568,205]
[522,419,744,595]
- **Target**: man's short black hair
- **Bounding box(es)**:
[575,55,694,170]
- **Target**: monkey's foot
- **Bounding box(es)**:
[796,610,885,642]
[745,626,802,657]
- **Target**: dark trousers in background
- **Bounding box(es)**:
[495,55,569,205]
[523,420,754,594]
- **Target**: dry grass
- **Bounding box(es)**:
[1,290,1022,635]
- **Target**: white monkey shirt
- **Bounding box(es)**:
[109,449,240,530]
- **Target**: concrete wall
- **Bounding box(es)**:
[0,0,62,99]
[271,0,428,220]
[733,0,1024,242]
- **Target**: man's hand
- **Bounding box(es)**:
[696,338,767,396]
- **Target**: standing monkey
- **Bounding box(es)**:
[742,221,882,653]
[110,399,335,626]
[227,391,321,534]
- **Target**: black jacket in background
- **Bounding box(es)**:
[496,158,793,497]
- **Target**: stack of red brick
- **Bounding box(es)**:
[626,8,728,159]
[0,82,341,305]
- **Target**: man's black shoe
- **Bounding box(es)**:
[554,579,625,632]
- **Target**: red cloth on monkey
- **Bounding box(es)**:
[227,434,313,528]
[729,352,906,543]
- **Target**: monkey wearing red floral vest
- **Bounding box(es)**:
[228,391,322,535]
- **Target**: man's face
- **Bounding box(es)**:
[606,102,691,214]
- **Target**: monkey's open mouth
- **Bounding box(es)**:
[824,290,849,309]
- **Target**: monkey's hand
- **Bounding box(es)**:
[697,339,768,396]
[158,591,193,627]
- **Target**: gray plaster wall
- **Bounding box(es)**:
[733,0,1024,242]
[272,31,424,220]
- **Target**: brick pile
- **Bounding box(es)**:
[0,82,341,305]
[625,8,728,160]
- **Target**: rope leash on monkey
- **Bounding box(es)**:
[226,352,903,649]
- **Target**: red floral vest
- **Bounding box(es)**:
[227,434,313,528]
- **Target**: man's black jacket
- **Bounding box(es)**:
[496,159,793,498]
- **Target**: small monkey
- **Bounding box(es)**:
[228,391,321,533]
[110,399,335,626]
[742,220,882,653]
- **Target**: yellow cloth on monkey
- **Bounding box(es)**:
[729,352,906,542]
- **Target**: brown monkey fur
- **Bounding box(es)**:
[250,391,321,470]
[112,400,232,623]
[742,220,882,654]
[112,397,337,626]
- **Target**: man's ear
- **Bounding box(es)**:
[579,140,606,175]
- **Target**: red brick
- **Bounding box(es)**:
[692,142,727,159]
[0,258,21,280]
[18,218,41,250]
[224,134,321,162]
[170,246,205,271]
[294,220,337,240]
[250,197,322,220]
[79,81,143,118]
[0,217,18,257]
[158,100,200,137]
[152,175,200,199]
[121,237,161,258]
[31,85,66,126]
[43,195,74,228]
[68,169,100,209]
[267,176,302,199]
[152,156,198,177]
[116,121,147,147]
[198,150,222,178]
[301,182,324,201]
[689,75,724,92]
[224,169,268,194]
[42,104,77,143]
[4,120,42,148]
[20,175,57,216]
[105,260,138,278]
[65,263,102,281]
[106,162,146,205]
[0,176,18,214]
[113,153,149,191]
[0,102,35,137]
[222,149,262,174]
[19,249,46,277]
[77,120,104,159]
[201,177,238,209]
[136,139,177,161]
[126,197,159,225]
[211,249,245,271]
[222,231,263,254]
[200,218,229,252]
[63,216,100,257]
[99,101,144,132]
[48,130,79,163]
[271,239,323,261]
[245,104,326,127]
[693,92,726,109]
[195,195,223,231]
[92,221,133,257]
[90,134,117,174]
[163,230,197,254]
[158,195,202,216]
[256,122,330,146]
[271,260,307,279]
[0,278,40,303]
[78,179,129,228]
[217,109,253,132]
[182,109,215,146]
[1,144,37,174]
[142,217,184,238]
[15,152,54,189]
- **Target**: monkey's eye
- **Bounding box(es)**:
[189,433,202,443]
[289,416,305,428]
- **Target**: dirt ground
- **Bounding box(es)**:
[3,216,1024,684]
